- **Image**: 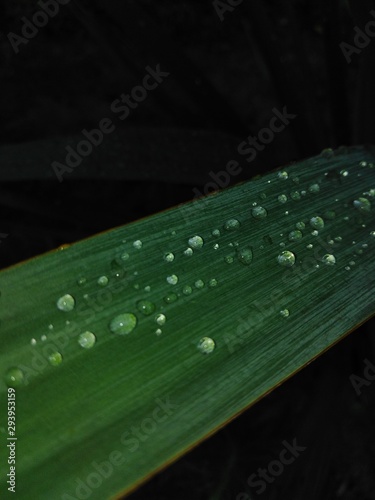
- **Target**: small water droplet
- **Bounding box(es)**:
[155,328,162,336]
[197,337,215,354]
[320,148,334,159]
[41,334,47,341]
[120,251,130,261]
[30,338,37,346]
[212,229,221,237]
[251,206,268,219]
[97,276,109,287]
[322,254,336,266]
[164,252,175,262]
[56,294,75,312]
[309,183,320,193]
[182,285,193,295]
[288,230,303,242]
[345,266,351,271]
[371,231,375,237]
[277,251,296,267]
[295,222,305,230]
[237,246,254,265]
[133,240,143,249]
[188,235,204,249]
[224,219,241,230]
[280,309,290,318]
[166,274,178,285]
[208,278,218,287]
[213,243,219,250]
[164,292,178,304]
[77,277,87,286]
[311,230,319,236]
[310,216,325,229]
[5,367,24,387]
[48,352,63,366]
[260,192,267,200]
[340,169,349,177]
[290,191,301,201]
[353,197,371,212]
[155,313,166,326]
[278,171,289,180]
[278,194,288,204]
[224,255,234,264]
[324,210,336,220]
[307,244,313,249]
[110,313,137,334]
[195,279,205,289]
[78,331,96,349]
[137,300,155,316]
[184,247,193,257]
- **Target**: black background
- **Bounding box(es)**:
[1,1,375,498]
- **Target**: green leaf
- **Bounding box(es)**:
[0,146,374,500]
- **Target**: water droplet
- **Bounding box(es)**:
[260,192,267,200]
[251,206,268,219]
[213,243,219,250]
[278,194,288,204]
[359,161,367,167]
[77,277,87,286]
[310,216,325,229]
[224,255,234,264]
[280,309,290,318]
[349,260,356,266]
[263,235,273,245]
[78,331,96,349]
[110,313,137,334]
[371,231,375,237]
[197,337,216,354]
[224,219,241,230]
[208,278,218,287]
[340,169,349,177]
[164,252,175,263]
[278,171,289,180]
[166,274,178,285]
[237,246,253,265]
[353,197,371,212]
[97,275,109,287]
[290,191,301,201]
[184,248,193,256]
[309,183,320,193]
[155,328,162,336]
[137,300,155,316]
[212,229,221,237]
[188,235,204,249]
[30,338,37,346]
[320,148,334,158]
[133,240,143,249]
[322,254,336,266]
[277,251,296,267]
[56,294,75,312]
[5,367,24,387]
[195,279,205,289]
[345,266,351,271]
[120,251,130,261]
[292,177,300,184]
[307,244,313,249]
[182,285,193,295]
[41,334,47,341]
[288,230,303,242]
[311,230,319,236]
[110,259,125,279]
[155,313,166,326]
[295,222,305,230]
[48,352,63,366]
[164,292,178,304]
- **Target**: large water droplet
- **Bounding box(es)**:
[224,219,241,231]
[137,300,155,316]
[322,254,336,266]
[251,206,268,219]
[277,251,296,267]
[166,274,179,285]
[197,337,216,354]
[310,216,325,229]
[5,367,24,387]
[56,294,75,312]
[110,313,137,334]
[48,352,63,366]
[237,246,253,265]
[78,331,96,349]
[353,197,371,212]
[188,235,204,249]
